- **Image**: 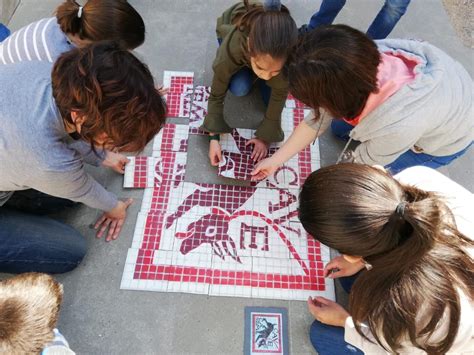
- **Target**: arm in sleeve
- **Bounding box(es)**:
[67,140,105,167]
[255,77,288,143]
[353,127,420,166]
[344,317,388,355]
[201,43,243,134]
[201,67,233,134]
[33,165,118,212]
[304,108,333,137]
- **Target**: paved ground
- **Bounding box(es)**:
[4,0,473,354]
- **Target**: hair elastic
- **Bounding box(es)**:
[77,6,83,18]
[395,201,407,217]
[263,0,281,11]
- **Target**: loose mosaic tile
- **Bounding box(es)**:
[152,123,189,152]
[218,152,254,181]
[163,70,194,118]
[189,85,210,128]
[123,152,187,189]
[220,128,255,155]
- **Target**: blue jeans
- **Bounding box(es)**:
[0,190,87,274]
[331,120,473,174]
[0,23,10,42]
[309,274,362,354]
[217,38,271,106]
[308,0,411,39]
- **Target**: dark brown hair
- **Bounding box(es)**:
[287,25,380,120]
[56,0,145,49]
[299,164,474,353]
[52,41,166,153]
[237,0,297,60]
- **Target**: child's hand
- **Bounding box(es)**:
[307,296,350,327]
[246,138,269,162]
[324,256,365,279]
[251,156,279,181]
[209,140,222,166]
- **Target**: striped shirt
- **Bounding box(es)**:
[0,17,74,65]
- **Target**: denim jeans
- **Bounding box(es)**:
[307,0,411,39]
[309,274,363,354]
[331,119,473,174]
[217,38,271,106]
[0,190,87,274]
[0,23,10,42]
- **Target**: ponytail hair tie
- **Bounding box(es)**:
[77,6,83,18]
[263,0,281,11]
[395,201,408,217]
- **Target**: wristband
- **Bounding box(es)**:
[208,134,220,142]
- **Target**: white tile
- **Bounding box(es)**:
[123,156,136,188]
[172,246,213,268]
[211,255,252,272]
[209,284,252,298]
[140,187,154,211]
[168,281,209,295]
[130,212,148,249]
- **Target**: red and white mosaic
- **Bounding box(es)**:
[123,152,186,189]
[121,71,332,301]
[188,85,210,135]
[163,71,194,118]
[217,109,321,188]
[218,152,255,181]
[122,179,332,299]
[152,123,189,153]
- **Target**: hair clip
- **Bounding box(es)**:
[77,6,83,18]
[395,201,407,217]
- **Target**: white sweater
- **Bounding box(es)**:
[344,166,474,354]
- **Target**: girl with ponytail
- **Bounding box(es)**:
[201,0,298,166]
[0,0,145,65]
[298,164,474,354]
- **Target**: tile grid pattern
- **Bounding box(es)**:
[121,71,334,301]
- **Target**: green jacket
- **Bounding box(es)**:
[201,2,288,143]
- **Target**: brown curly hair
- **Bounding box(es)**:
[52,41,166,152]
